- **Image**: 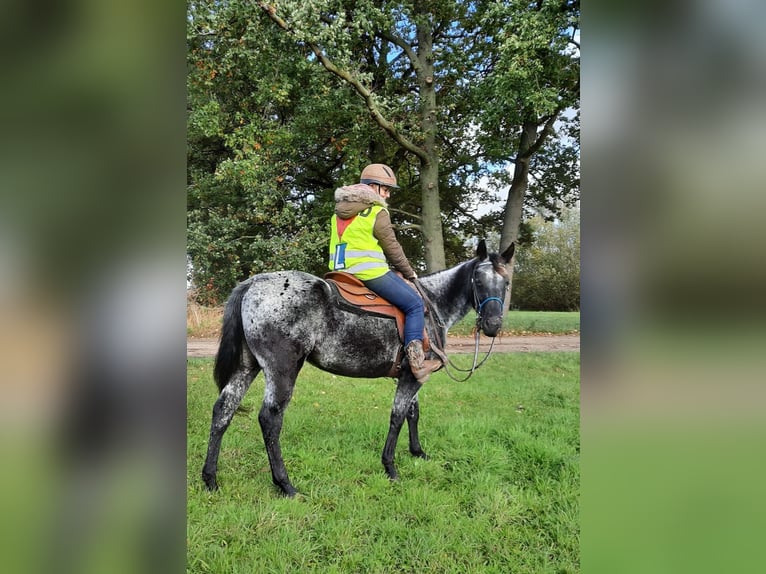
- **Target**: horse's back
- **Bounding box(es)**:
[242,271,330,319]
[240,270,400,378]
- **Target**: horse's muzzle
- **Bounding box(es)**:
[482,315,503,338]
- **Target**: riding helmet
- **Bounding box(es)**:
[360,163,400,189]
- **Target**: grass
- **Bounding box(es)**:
[187,303,580,339]
[450,310,580,337]
[187,353,580,573]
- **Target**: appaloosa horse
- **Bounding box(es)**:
[202,240,514,496]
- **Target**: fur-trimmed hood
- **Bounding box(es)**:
[334,183,387,208]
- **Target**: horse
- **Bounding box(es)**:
[202,239,515,496]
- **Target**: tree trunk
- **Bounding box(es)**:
[420,160,444,271]
[500,121,536,311]
[416,15,445,272]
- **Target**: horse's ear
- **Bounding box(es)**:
[476,239,488,260]
[501,242,515,263]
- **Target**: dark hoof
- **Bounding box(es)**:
[202,473,218,491]
[383,464,399,481]
[276,482,298,497]
[410,449,429,460]
[281,487,298,498]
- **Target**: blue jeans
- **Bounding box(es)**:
[363,271,424,347]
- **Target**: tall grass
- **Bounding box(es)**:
[187,297,224,338]
[188,353,580,573]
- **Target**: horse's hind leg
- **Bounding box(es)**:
[406,394,428,460]
[381,376,422,480]
[202,363,260,491]
[258,357,303,497]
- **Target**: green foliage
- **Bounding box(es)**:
[527,116,580,218]
[187,1,362,302]
[188,353,580,572]
[513,208,580,311]
[186,0,580,302]
[477,0,580,227]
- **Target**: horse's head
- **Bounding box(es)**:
[472,240,515,337]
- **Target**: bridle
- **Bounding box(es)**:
[415,260,508,382]
[473,261,506,328]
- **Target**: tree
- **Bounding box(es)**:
[511,207,580,311]
[477,0,580,309]
[256,0,501,271]
[187,0,354,303]
[186,0,580,303]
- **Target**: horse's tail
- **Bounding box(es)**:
[213,279,251,392]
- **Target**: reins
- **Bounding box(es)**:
[444,324,497,381]
[413,263,502,382]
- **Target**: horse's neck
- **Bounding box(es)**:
[419,261,475,330]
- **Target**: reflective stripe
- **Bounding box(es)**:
[344,261,389,274]
[344,250,386,260]
[328,253,385,266]
[328,205,389,280]
[331,250,385,260]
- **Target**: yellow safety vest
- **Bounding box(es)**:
[329,205,389,280]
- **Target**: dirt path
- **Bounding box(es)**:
[187,334,579,358]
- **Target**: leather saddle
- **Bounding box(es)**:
[324,271,431,352]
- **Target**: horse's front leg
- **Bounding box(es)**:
[406,395,428,460]
[381,376,421,480]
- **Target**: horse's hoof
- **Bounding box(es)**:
[274,481,298,497]
[280,485,298,497]
[383,465,399,481]
[411,449,429,460]
[202,474,219,491]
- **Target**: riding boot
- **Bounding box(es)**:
[405,340,442,384]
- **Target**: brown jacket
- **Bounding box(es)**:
[334,184,416,280]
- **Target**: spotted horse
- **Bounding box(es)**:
[202,240,515,496]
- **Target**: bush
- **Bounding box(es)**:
[512,208,580,311]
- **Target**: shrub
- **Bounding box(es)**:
[512,208,580,311]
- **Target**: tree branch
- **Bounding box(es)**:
[448,201,487,225]
[387,206,422,220]
[521,108,562,159]
[377,30,423,77]
[257,2,429,164]
[394,222,423,232]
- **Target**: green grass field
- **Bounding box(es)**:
[449,310,580,337]
[188,353,580,573]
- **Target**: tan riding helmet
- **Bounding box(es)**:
[360,163,400,189]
